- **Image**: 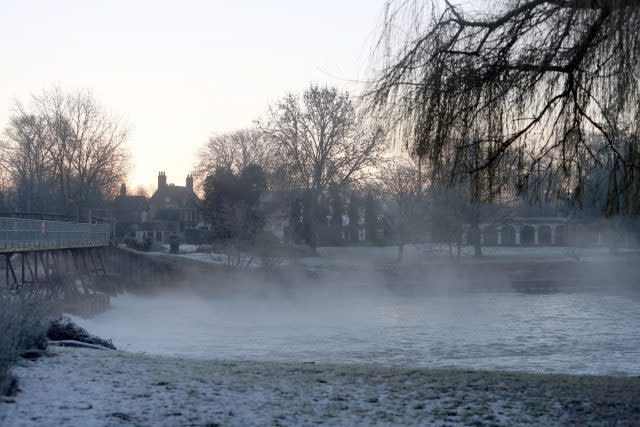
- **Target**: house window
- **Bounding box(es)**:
[358,229,366,241]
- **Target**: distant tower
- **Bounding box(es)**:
[119,183,127,197]
[158,171,167,189]
[186,174,193,191]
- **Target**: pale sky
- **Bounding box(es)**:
[0,0,385,190]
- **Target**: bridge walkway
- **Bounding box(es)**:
[0,217,111,254]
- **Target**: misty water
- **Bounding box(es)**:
[76,288,640,376]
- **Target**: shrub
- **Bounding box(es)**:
[183,228,216,244]
[47,316,116,349]
[124,236,152,251]
[254,231,285,270]
[169,234,180,254]
[0,291,49,396]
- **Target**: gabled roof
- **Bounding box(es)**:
[150,185,200,204]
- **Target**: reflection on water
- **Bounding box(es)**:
[75,289,640,376]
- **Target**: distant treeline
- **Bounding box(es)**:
[0,88,129,220]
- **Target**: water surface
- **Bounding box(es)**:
[76,288,640,376]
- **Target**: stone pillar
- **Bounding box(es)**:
[534,226,539,245]
[480,227,485,245]
[497,226,502,245]
[551,225,556,245]
[515,228,521,245]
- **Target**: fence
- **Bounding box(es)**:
[0,218,111,252]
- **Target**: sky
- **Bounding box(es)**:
[0,0,385,190]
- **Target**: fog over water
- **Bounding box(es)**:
[76,283,640,376]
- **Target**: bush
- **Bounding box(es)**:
[0,291,49,396]
[169,234,180,254]
[254,231,285,270]
[124,236,152,251]
[47,316,116,350]
[208,239,256,269]
[183,228,217,244]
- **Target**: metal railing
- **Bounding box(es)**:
[0,217,111,252]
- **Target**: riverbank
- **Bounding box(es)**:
[2,347,639,426]
[97,245,640,301]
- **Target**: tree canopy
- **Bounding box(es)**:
[202,164,267,241]
[262,85,385,198]
[1,88,130,217]
[369,0,640,214]
[193,128,277,190]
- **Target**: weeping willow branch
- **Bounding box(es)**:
[368,0,640,213]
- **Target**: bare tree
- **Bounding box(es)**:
[368,0,640,215]
[376,157,429,261]
[34,88,130,218]
[0,160,12,211]
[429,184,469,258]
[133,185,150,198]
[261,85,385,248]
[194,128,276,189]
[2,88,130,218]
[1,110,53,212]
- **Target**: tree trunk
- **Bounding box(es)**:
[608,217,621,255]
[303,192,318,254]
[470,213,482,257]
[470,169,482,257]
[470,138,483,257]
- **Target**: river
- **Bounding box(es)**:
[75,286,640,376]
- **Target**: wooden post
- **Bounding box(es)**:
[7,255,18,287]
[96,248,107,275]
[24,252,36,285]
[88,248,100,275]
[39,252,51,283]
[21,253,25,285]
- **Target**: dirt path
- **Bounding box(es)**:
[1,347,639,426]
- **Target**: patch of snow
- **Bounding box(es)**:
[2,347,638,426]
[161,243,199,253]
[301,244,618,266]
[178,252,261,268]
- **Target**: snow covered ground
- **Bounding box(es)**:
[2,347,639,426]
[159,243,631,269]
[177,251,261,268]
[303,244,622,266]
[161,243,199,254]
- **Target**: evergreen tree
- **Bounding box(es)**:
[202,164,266,242]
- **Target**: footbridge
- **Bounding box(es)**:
[1,216,112,296]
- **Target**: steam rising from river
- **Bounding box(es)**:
[74,274,640,376]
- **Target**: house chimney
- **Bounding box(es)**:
[119,183,126,197]
[186,174,193,191]
[158,171,167,189]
